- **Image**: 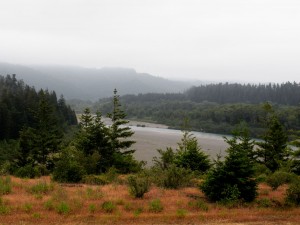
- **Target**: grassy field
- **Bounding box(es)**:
[0,176,299,225]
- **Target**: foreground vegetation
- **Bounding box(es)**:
[1,75,300,224]
[0,176,299,225]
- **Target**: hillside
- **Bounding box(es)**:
[0,62,193,101]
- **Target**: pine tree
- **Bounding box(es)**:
[107,89,138,173]
[75,108,109,173]
[201,128,257,202]
[108,89,135,155]
[174,130,210,173]
[256,103,289,172]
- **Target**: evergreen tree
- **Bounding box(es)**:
[18,92,63,171]
[75,108,109,173]
[201,129,257,202]
[174,130,210,173]
[256,103,289,172]
[108,89,135,154]
[107,89,138,173]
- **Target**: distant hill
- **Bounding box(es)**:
[0,62,193,101]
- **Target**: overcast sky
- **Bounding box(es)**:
[0,0,300,83]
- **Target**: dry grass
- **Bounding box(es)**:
[0,176,299,225]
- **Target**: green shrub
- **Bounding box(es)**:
[0,176,12,195]
[154,165,193,189]
[88,203,96,213]
[101,201,116,213]
[56,201,70,214]
[266,171,296,190]
[52,147,86,183]
[133,207,143,217]
[15,164,41,178]
[149,199,163,213]
[127,173,150,198]
[285,178,300,206]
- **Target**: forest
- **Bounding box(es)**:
[0,75,300,224]
[94,82,300,138]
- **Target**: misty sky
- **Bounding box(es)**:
[0,0,300,83]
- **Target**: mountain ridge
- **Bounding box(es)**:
[0,62,194,101]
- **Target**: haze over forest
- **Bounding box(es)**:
[1,0,300,83]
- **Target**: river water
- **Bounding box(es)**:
[130,126,229,166]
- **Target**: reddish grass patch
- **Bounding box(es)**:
[0,176,299,225]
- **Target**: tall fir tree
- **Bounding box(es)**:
[108,89,135,155]
[256,103,289,172]
[107,89,138,173]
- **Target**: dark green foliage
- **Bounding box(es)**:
[201,129,257,202]
[95,88,300,138]
[108,89,135,154]
[0,74,77,141]
[75,109,110,173]
[127,172,150,198]
[14,164,42,178]
[256,104,289,172]
[106,89,139,173]
[52,147,86,183]
[285,177,300,206]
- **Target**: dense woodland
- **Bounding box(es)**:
[94,82,300,138]
[0,75,300,209]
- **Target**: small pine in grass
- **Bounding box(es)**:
[56,201,70,214]
[88,204,96,213]
[101,201,116,213]
[149,199,163,213]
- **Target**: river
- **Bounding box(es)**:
[130,126,229,166]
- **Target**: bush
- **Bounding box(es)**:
[52,147,86,183]
[154,165,193,189]
[56,202,70,214]
[149,199,163,213]
[101,201,116,213]
[266,171,296,190]
[15,164,41,178]
[127,173,150,198]
[285,178,300,206]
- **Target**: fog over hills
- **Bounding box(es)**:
[0,62,195,101]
